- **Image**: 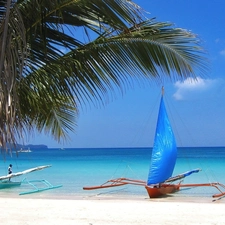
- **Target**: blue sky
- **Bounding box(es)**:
[29,0,225,148]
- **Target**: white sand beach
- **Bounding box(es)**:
[1,197,225,225]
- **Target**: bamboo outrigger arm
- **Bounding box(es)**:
[177,182,225,198]
[0,165,52,181]
[83,177,225,200]
[83,178,146,190]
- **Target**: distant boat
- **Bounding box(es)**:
[17,148,32,153]
[83,87,225,200]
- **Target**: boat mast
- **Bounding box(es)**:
[162,86,164,96]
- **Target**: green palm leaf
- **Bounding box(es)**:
[0,0,208,150]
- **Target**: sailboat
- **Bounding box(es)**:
[83,87,225,199]
[0,165,62,195]
[145,87,200,198]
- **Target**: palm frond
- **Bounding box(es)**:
[0,0,209,148]
[0,2,27,150]
[26,20,207,109]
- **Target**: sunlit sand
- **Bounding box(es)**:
[1,195,225,225]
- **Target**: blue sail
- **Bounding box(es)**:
[147,96,177,185]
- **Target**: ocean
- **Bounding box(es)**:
[0,147,225,201]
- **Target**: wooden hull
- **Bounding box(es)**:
[145,184,180,198]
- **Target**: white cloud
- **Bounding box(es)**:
[173,77,217,100]
[215,38,225,44]
[220,49,225,56]
[215,38,220,43]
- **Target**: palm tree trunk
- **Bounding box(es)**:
[0,0,11,74]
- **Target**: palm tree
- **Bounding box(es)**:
[0,0,207,151]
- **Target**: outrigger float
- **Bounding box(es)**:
[83,88,225,200]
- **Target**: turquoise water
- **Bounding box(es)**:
[0,147,225,200]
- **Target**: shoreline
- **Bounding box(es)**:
[1,197,225,225]
[0,188,225,203]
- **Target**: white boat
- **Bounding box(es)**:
[0,180,22,189]
[17,148,32,153]
[0,165,62,195]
